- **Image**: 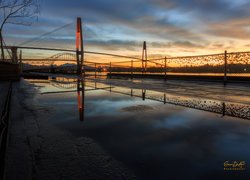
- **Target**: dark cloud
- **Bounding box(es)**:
[3,0,250,54]
[151,41,206,49]
[85,40,140,51]
[84,39,208,54]
[38,0,250,42]
[39,0,203,41]
[151,0,250,21]
[211,43,224,49]
[206,17,250,39]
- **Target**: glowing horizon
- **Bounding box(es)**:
[5,0,250,65]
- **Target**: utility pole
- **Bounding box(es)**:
[142,41,147,76]
[19,50,22,73]
[224,50,227,86]
[164,56,167,81]
[95,63,97,79]
[109,62,112,78]
[131,60,133,79]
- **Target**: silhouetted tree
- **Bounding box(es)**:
[0,0,40,60]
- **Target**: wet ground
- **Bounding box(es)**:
[6,79,136,180]
[0,82,10,109]
[17,76,250,180]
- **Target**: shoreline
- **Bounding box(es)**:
[5,79,136,179]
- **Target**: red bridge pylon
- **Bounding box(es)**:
[142,41,147,74]
[76,17,84,76]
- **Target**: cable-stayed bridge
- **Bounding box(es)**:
[1,17,250,83]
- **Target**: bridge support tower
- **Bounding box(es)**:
[142,41,147,76]
[76,17,84,76]
[11,46,18,63]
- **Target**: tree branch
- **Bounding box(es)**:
[0,0,38,30]
[0,0,40,59]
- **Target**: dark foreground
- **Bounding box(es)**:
[2,77,250,180]
[4,79,135,180]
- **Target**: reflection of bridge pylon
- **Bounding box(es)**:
[48,77,85,121]
[77,79,85,121]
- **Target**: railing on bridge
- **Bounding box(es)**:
[81,50,250,84]
[18,47,250,84]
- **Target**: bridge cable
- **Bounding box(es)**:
[18,22,74,46]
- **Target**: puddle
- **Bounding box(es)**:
[26,77,250,179]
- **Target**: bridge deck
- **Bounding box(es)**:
[108,73,250,82]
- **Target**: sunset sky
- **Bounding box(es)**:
[4,0,250,61]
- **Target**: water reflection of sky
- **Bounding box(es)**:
[31,79,250,180]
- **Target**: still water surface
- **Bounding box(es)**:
[28,78,250,179]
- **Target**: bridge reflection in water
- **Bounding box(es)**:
[24,76,250,180]
[38,77,250,121]
[77,79,85,121]
[47,77,86,121]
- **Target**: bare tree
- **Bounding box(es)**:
[0,0,40,60]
